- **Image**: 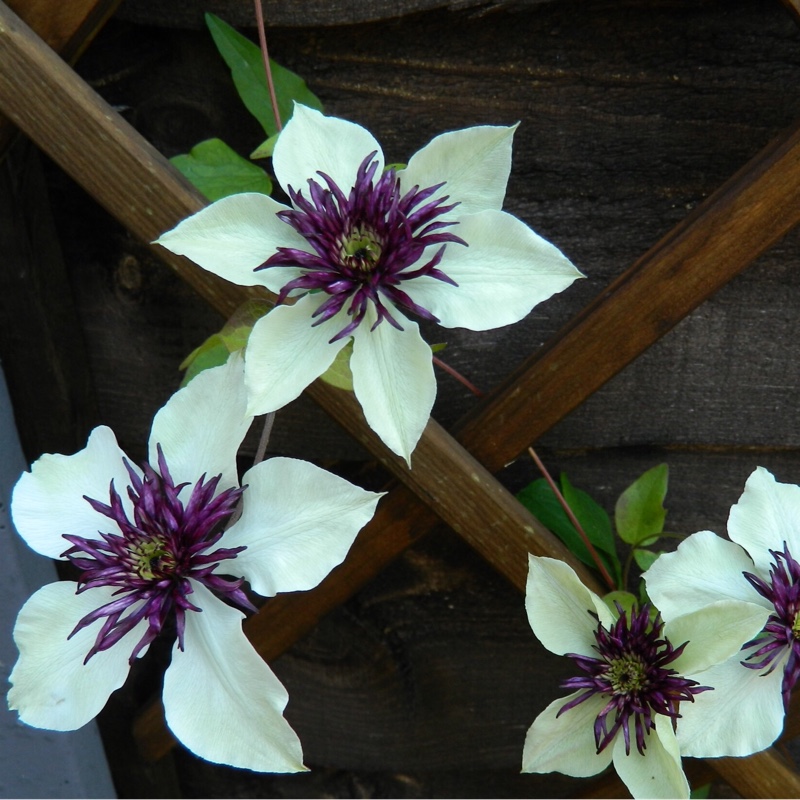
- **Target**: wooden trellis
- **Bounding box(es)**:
[2,0,800,795]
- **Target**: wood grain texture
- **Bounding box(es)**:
[4,0,800,792]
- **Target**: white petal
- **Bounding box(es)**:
[522,692,612,778]
[665,599,770,675]
[613,718,689,800]
[221,457,382,597]
[149,353,252,492]
[644,530,766,621]
[243,294,349,416]
[728,466,800,573]
[155,192,307,288]
[8,582,147,731]
[162,581,305,773]
[274,104,383,198]
[400,124,516,215]
[525,556,614,657]
[11,426,134,559]
[349,305,435,465]
[675,654,786,757]
[405,210,583,331]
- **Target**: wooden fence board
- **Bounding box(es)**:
[2,1,799,794]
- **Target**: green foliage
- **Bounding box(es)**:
[517,476,622,586]
[319,341,448,392]
[690,783,711,799]
[170,138,272,201]
[205,13,323,138]
[602,590,638,616]
[180,299,273,386]
[615,463,668,548]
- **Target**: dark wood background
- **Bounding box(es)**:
[3,0,800,796]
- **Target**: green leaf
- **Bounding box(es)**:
[206,13,323,137]
[690,783,711,799]
[250,133,280,160]
[179,298,272,386]
[517,477,621,585]
[602,590,638,617]
[319,342,354,391]
[615,464,669,547]
[319,341,446,392]
[633,548,661,572]
[171,138,272,201]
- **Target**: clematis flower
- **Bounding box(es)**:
[522,556,768,799]
[645,466,800,757]
[156,104,582,463]
[7,354,382,773]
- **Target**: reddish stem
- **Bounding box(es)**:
[254,0,282,134]
[527,446,616,592]
[432,354,483,397]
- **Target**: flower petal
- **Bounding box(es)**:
[274,104,383,199]
[243,294,349,416]
[162,581,305,772]
[349,305,435,464]
[149,353,252,492]
[155,192,306,288]
[405,210,583,331]
[221,457,382,597]
[644,530,766,621]
[8,582,147,731]
[665,599,770,676]
[525,556,614,657]
[728,466,800,573]
[399,124,516,215]
[613,717,689,800]
[11,426,134,559]
[674,654,786,757]
[522,692,612,778]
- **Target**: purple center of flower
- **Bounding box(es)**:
[741,542,800,708]
[61,445,255,665]
[558,604,710,756]
[258,152,466,342]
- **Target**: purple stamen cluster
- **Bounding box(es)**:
[61,445,255,664]
[741,542,800,708]
[259,152,465,342]
[558,604,709,756]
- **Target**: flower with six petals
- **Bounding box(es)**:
[7,355,382,772]
[522,556,769,799]
[156,104,583,463]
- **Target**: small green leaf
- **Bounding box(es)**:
[690,783,711,799]
[180,298,272,385]
[206,13,323,137]
[633,548,661,571]
[250,133,280,160]
[319,342,354,391]
[171,138,272,201]
[615,464,669,547]
[517,477,621,585]
[602,590,638,616]
[319,341,446,392]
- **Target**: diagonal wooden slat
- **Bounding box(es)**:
[2,3,799,794]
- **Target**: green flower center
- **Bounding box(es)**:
[607,653,648,693]
[131,538,175,581]
[792,611,800,641]
[340,226,383,272]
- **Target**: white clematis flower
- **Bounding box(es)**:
[7,354,382,773]
[522,556,769,799]
[645,466,800,756]
[156,104,583,463]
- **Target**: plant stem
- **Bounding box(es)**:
[254,0,282,134]
[432,354,483,397]
[226,412,276,529]
[527,446,617,592]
